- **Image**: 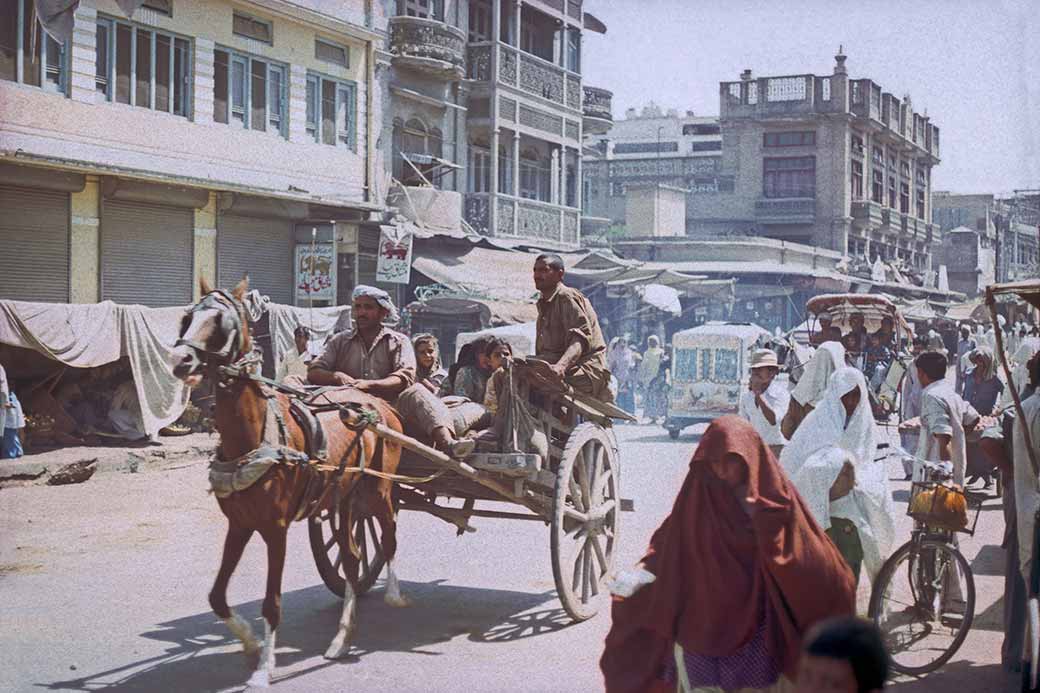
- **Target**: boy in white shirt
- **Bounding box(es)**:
[738,349,790,458]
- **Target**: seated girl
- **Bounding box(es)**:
[413,333,447,394]
[483,339,514,416]
[439,337,492,402]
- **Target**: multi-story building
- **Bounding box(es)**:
[581,103,724,235]
[0,0,382,307]
[584,52,943,272]
[380,0,611,250]
[934,191,1039,294]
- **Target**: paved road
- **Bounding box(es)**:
[0,423,1017,692]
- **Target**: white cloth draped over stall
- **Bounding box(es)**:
[779,367,895,580]
[789,341,846,408]
[0,300,190,438]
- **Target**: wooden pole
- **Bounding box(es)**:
[987,286,1040,477]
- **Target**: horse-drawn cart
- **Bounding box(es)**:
[308,358,634,622]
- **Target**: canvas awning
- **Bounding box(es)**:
[405,296,537,326]
[411,244,541,303]
[636,284,681,316]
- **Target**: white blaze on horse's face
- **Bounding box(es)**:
[171,305,228,383]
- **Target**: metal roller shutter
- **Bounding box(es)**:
[217,215,293,305]
[0,186,70,302]
[101,200,193,306]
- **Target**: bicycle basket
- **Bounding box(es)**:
[907,481,982,536]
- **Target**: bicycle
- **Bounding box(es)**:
[867,450,985,676]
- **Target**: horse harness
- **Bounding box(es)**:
[187,290,437,520]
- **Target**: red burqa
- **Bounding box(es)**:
[601,416,856,692]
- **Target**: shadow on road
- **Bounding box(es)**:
[889,661,1012,691]
[625,431,703,445]
[35,580,564,692]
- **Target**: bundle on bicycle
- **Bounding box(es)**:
[868,453,984,676]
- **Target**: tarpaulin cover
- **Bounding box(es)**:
[636,283,682,316]
[0,300,189,437]
[0,297,349,438]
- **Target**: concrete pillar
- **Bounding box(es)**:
[193,38,216,125]
[490,127,500,234]
[512,130,521,197]
[69,176,100,303]
[69,2,97,104]
[559,146,568,207]
[193,193,218,300]
[551,147,559,204]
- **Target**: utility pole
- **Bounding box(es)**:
[656,124,664,235]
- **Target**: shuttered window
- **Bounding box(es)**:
[0,186,69,302]
[101,200,193,306]
[217,215,293,305]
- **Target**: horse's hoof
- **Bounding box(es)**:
[324,640,351,660]
[246,669,271,688]
[384,593,411,608]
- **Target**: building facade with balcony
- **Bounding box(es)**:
[0,0,381,307]
[583,53,943,273]
[380,0,611,250]
[581,103,724,236]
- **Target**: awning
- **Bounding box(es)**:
[400,152,460,184]
[583,12,607,34]
[405,296,537,326]
[411,243,541,303]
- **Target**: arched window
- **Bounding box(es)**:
[402,118,428,156]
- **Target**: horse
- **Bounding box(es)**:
[171,278,407,687]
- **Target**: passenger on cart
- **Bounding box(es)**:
[531,254,613,403]
[810,313,843,347]
[305,285,475,458]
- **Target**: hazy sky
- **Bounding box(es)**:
[582,0,1039,196]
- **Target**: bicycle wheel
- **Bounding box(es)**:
[868,538,975,675]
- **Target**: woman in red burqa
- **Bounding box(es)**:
[601,416,856,692]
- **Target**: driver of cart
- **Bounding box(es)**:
[810,314,843,347]
[532,254,613,402]
[780,367,895,586]
[915,351,981,487]
[307,285,475,458]
[871,315,896,349]
[738,349,789,458]
[781,341,846,440]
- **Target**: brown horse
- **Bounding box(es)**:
[171,278,407,687]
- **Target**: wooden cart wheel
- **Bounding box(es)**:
[308,506,386,598]
[551,422,620,622]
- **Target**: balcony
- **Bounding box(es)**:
[755,198,816,224]
[389,16,466,80]
[464,193,580,247]
[582,86,613,136]
[851,200,884,226]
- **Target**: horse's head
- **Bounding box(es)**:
[172,277,251,385]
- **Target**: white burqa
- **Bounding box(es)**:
[780,367,895,580]
[790,341,846,408]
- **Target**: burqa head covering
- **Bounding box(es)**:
[790,341,846,407]
[352,284,399,324]
[600,416,855,693]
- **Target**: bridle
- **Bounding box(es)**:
[176,290,257,376]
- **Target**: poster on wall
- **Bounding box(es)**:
[295,243,335,302]
[376,225,413,284]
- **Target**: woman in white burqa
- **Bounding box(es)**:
[780,367,895,586]
[780,341,846,440]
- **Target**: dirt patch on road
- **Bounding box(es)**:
[0,562,44,576]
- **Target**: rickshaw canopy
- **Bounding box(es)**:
[806,293,911,334]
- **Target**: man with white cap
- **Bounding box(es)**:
[738,348,789,458]
[308,285,474,457]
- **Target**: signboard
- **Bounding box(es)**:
[376,225,413,284]
[295,243,335,302]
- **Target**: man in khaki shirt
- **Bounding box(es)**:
[308,285,472,457]
[532,254,613,402]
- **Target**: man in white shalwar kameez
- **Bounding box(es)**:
[780,367,895,585]
[781,341,846,440]
[1014,358,1040,591]
[916,352,980,487]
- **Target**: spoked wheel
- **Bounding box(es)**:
[868,538,975,675]
[308,506,386,598]
[551,422,620,622]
